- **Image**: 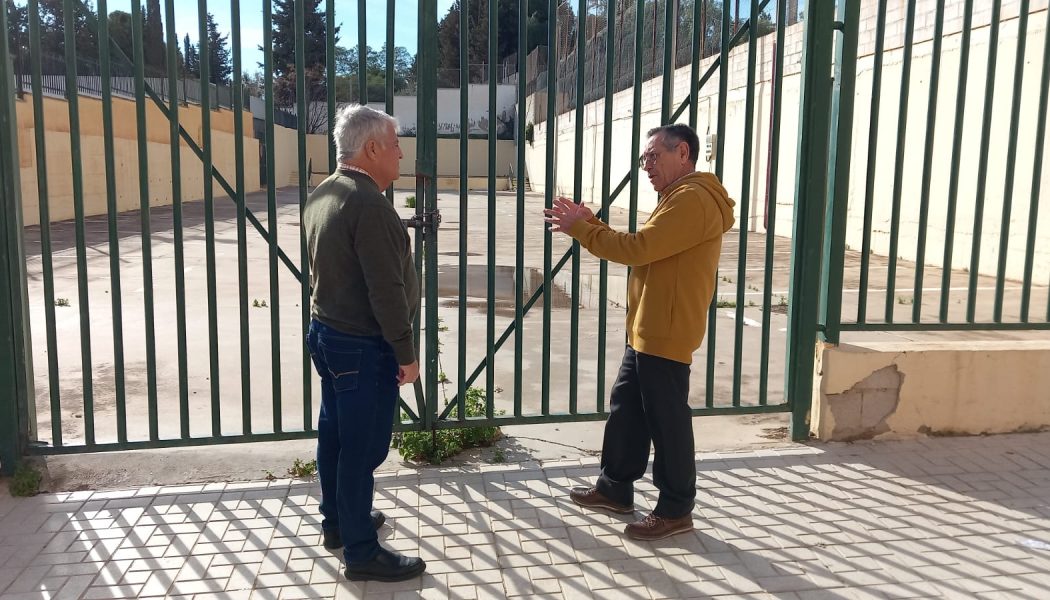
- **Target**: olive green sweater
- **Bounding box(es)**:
[302,170,419,364]
[567,172,735,364]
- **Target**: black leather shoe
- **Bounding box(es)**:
[321,511,387,550]
[344,547,426,582]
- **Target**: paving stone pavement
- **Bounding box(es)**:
[2,433,1050,599]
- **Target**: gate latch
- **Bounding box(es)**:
[403,209,442,236]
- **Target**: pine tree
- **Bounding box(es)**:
[143,0,166,75]
[267,0,338,108]
[183,32,199,78]
[204,12,231,85]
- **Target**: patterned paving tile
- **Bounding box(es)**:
[1,433,1049,598]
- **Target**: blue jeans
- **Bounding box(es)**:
[307,319,399,564]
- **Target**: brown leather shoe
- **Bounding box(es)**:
[569,486,634,514]
[624,513,694,541]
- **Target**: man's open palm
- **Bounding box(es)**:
[544,196,594,233]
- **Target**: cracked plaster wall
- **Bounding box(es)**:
[812,341,1050,441]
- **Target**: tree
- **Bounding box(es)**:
[266,0,339,111]
[106,10,135,65]
[334,44,414,102]
[183,32,199,78]
[204,12,231,85]
[6,0,28,94]
[142,0,165,75]
[242,69,265,96]
[37,0,99,72]
[435,0,574,87]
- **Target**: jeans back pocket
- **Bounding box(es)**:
[322,346,363,393]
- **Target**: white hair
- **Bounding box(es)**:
[332,104,399,161]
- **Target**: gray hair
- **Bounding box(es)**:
[333,104,399,161]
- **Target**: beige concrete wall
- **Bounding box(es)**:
[812,340,1050,440]
[299,134,516,185]
[16,95,260,226]
[526,1,1050,281]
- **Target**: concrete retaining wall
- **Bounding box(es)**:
[812,340,1050,440]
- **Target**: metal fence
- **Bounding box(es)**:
[821,0,1050,339]
[9,0,1039,468]
[11,50,242,109]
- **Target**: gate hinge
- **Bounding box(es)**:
[403,209,442,236]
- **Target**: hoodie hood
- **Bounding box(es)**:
[662,171,736,233]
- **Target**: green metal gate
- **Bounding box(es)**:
[0,0,850,470]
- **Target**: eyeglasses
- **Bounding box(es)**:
[637,150,664,168]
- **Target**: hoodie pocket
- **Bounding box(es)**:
[636,260,677,338]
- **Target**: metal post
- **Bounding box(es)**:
[0,2,31,473]
[786,0,836,441]
[819,0,860,345]
[418,0,439,430]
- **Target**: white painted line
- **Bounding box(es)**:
[722,310,763,328]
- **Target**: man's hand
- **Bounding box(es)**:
[544,196,593,233]
[398,361,419,386]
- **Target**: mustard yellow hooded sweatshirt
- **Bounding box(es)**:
[567,172,735,364]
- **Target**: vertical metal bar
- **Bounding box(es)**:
[597,0,617,414]
[912,0,945,323]
[264,0,283,432]
[688,0,701,129]
[458,0,469,420]
[63,0,94,445]
[858,0,888,324]
[819,0,859,345]
[357,0,367,103]
[133,0,161,441]
[385,0,394,204]
[514,0,527,418]
[98,0,128,443]
[884,0,916,323]
[294,0,312,431]
[630,0,643,235]
[1021,7,1050,322]
[940,0,974,322]
[787,0,835,441]
[967,0,1002,323]
[231,0,252,434]
[0,0,30,471]
[569,0,586,415]
[730,0,759,406]
[994,0,1030,322]
[198,0,221,436]
[328,0,336,170]
[164,0,190,439]
[27,0,61,446]
[758,0,785,406]
[707,0,730,408]
[487,0,498,420]
[660,0,677,123]
[542,0,558,416]
[419,0,440,432]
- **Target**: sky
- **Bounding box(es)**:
[104,0,457,75]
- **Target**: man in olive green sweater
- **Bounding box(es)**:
[302,104,425,581]
[545,124,735,540]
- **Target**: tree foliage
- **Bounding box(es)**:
[267,0,338,113]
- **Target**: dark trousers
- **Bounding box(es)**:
[596,346,696,518]
[307,319,398,564]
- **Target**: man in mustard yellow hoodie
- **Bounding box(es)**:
[544,124,735,540]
